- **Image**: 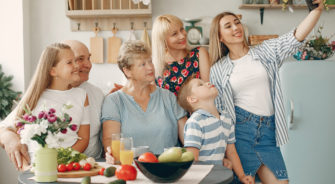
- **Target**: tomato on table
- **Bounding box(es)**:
[73,162,81,170]
[66,163,74,171]
[57,164,67,172]
[83,163,92,171]
[116,165,137,181]
[99,168,105,175]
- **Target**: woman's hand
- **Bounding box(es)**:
[105,146,116,164]
[239,175,254,184]
[223,158,233,169]
[313,0,324,11]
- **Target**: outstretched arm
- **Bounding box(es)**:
[295,0,323,41]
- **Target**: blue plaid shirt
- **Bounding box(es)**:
[210,30,304,146]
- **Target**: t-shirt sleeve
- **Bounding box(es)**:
[100,93,121,123]
[0,107,18,129]
[227,119,236,144]
[184,120,202,149]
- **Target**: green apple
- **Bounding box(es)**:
[179,151,194,162]
[158,147,182,162]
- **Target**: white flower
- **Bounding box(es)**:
[20,124,43,145]
[40,120,49,134]
[45,132,60,148]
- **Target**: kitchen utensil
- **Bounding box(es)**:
[141,23,151,49]
[107,27,122,63]
[90,26,104,63]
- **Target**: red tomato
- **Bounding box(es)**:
[138,152,158,163]
[83,163,92,171]
[98,168,105,175]
[73,162,81,170]
[57,164,67,172]
[116,165,137,181]
[66,163,73,171]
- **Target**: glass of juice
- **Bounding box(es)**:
[111,133,122,164]
[120,137,134,165]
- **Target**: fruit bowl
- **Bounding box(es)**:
[134,156,193,183]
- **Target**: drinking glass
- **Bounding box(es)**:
[111,133,122,164]
[120,137,134,165]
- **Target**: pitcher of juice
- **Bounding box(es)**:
[111,133,122,164]
[120,137,134,165]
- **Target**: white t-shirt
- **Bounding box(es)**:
[79,82,104,159]
[229,53,274,116]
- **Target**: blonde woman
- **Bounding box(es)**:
[152,14,211,96]
[209,1,323,183]
[1,43,90,165]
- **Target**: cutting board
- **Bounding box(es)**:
[107,28,122,64]
[58,165,103,178]
[90,27,104,64]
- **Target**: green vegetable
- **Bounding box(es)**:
[107,179,126,184]
[81,176,91,184]
[104,166,117,177]
[57,147,87,164]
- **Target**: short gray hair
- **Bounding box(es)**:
[117,40,151,78]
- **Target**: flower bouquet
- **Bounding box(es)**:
[16,104,77,182]
[294,26,335,60]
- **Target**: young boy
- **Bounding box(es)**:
[178,77,253,184]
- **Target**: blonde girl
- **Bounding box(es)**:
[5,43,90,163]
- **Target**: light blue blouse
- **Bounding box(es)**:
[101,87,187,154]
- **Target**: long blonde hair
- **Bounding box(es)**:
[209,12,248,65]
[152,14,185,77]
[16,43,71,119]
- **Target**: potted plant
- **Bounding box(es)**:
[0,64,21,120]
[294,26,335,60]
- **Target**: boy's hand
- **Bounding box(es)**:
[239,175,254,184]
[223,158,232,169]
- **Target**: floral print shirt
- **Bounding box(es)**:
[156,47,200,96]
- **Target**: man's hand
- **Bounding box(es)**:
[2,131,30,170]
[109,83,123,94]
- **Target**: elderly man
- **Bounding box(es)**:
[0,40,104,170]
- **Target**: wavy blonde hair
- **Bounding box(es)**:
[152,14,186,77]
[209,12,248,65]
[16,43,71,119]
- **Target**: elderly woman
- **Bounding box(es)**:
[101,41,187,162]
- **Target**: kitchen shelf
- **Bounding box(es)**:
[239,4,335,9]
[65,0,152,31]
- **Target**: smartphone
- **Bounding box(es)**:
[305,0,318,11]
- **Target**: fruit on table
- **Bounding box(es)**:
[107,179,127,184]
[104,166,117,177]
[66,163,74,171]
[58,164,67,172]
[138,152,158,163]
[83,163,92,171]
[73,162,81,170]
[99,168,105,175]
[179,151,194,162]
[81,176,91,184]
[158,147,182,162]
[116,165,137,181]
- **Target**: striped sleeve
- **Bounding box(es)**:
[184,121,203,149]
[210,65,225,113]
[261,29,305,67]
[227,123,235,144]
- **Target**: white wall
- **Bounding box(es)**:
[0,0,25,183]
[27,0,335,93]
